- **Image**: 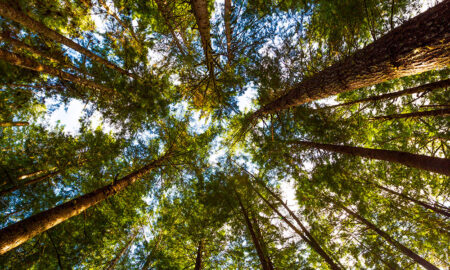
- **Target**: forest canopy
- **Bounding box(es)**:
[0,0,449,269]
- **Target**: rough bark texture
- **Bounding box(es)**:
[373,182,450,218]
[0,49,115,94]
[250,214,274,270]
[0,152,171,255]
[372,108,450,120]
[154,0,186,56]
[338,202,439,270]
[224,0,233,64]
[236,193,272,270]
[194,239,204,270]
[190,0,215,80]
[251,1,450,118]
[105,231,138,270]
[0,2,133,77]
[0,171,60,196]
[327,79,450,109]
[291,140,450,176]
[0,121,29,127]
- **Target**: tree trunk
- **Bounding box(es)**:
[250,213,274,270]
[326,79,450,109]
[372,182,450,218]
[235,193,272,270]
[334,200,439,270]
[0,49,115,95]
[0,2,133,78]
[372,108,450,120]
[0,121,29,127]
[250,1,450,118]
[224,0,233,64]
[17,167,57,181]
[154,0,186,56]
[194,239,204,270]
[104,231,138,270]
[141,233,162,270]
[0,151,171,255]
[0,170,60,197]
[190,0,215,82]
[290,140,450,176]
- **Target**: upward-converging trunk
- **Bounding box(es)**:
[104,231,138,270]
[141,234,162,270]
[332,199,439,270]
[372,108,450,120]
[326,79,450,109]
[250,1,450,119]
[0,2,133,78]
[0,170,60,196]
[0,121,29,127]
[97,0,139,44]
[154,0,187,56]
[0,151,172,255]
[290,140,450,176]
[194,239,204,270]
[224,0,233,64]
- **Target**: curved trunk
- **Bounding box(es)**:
[372,108,450,120]
[251,1,450,118]
[0,152,171,255]
[0,121,29,127]
[327,79,450,109]
[0,49,115,94]
[290,140,450,176]
[0,2,133,78]
[1,171,60,196]
[335,201,439,270]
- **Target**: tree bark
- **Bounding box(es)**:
[372,182,450,218]
[0,151,172,255]
[190,0,215,81]
[372,108,450,120]
[0,121,29,127]
[194,239,204,270]
[0,49,115,95]
[250,213,274,270]
[235,193,273,270]
[104,231,138,270]
[334,200,439,270]
[326,79,450,109]
[224,0,233,64]
[290,140,450,176]
[17,167,57,181]
[0,2,133,78]
[0,171,60,197]
[250,1,450,118]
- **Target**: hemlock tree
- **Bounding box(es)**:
[0,0,449,269]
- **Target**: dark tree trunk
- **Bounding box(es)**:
[372,108,450,120]
[0,171,60,196]
[235,193,272,270]
[224,0,233,64]
[105,231,138,270]
[141,233,162,270]
[290,140,450,176]
[0,121,29,127]
[250,1,450,118]
[335,201,439,270]
[250,213,274,270]
[0,2,133,78]
[194,239,204,270]
[0,49,115,95]
[372,182,450,218]
[326,79,450,109]
[0,152,171,254]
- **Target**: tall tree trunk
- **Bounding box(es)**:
[250,213,274,270]
[194,239,204,270]
[224,0,233,64]
[0,171,60,196]
[247,183,342,270]
[333,199,439,270]
[104,231,138,270]
[141,233,162,270]
[372,108,450,120]
[190,0,215,83]
[154,0,187,56]
[0,151,172,255]
[0,49,115,95]
[250,1,450,119]
[289,140,450,176]
[17,167,57,181]
[326,79,450,109]
[0,2,133,78]
[0,121,29,127]
[372,182,450,218]
[235,193,272,270]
